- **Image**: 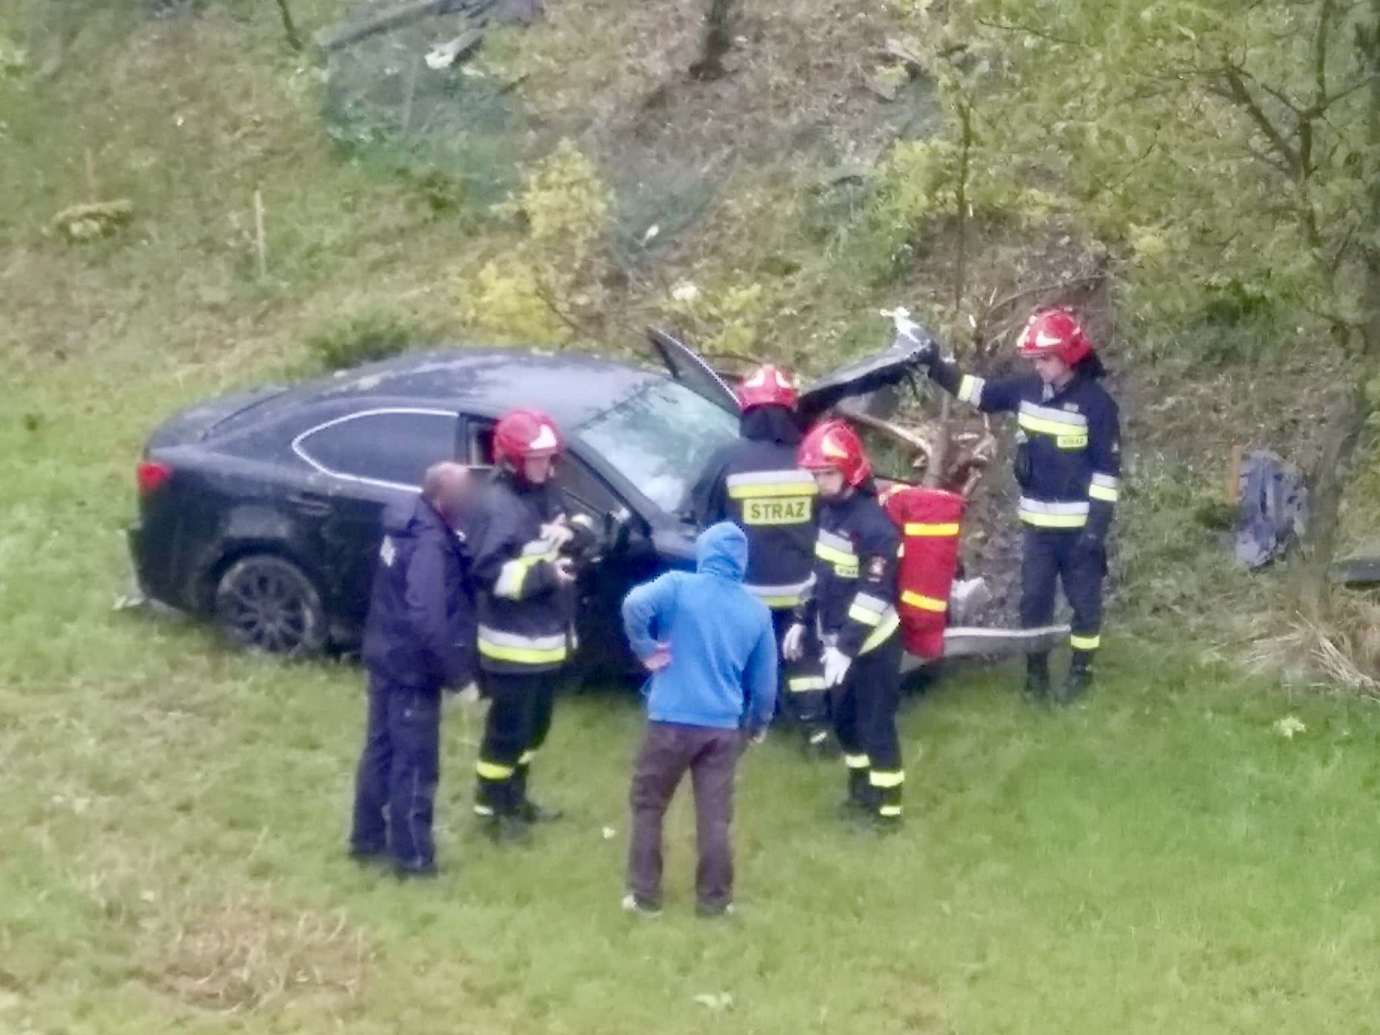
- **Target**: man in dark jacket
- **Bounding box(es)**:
[350,462,477,878]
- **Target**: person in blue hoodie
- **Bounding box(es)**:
[619,521,778,917]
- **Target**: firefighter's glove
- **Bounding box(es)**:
[913,337,940,368]
[552,557,578,585]
[540,519,575,550]
[822,646,852,688]
[781,622,807,662]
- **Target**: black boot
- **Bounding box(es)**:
[1057,651,1094,703]
[1024,653,1050,700]
[512,763,564,823]
[837,768,872,820]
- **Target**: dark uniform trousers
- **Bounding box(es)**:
[833,631,905,819]
[475,671,557,816]
[1020,529,1105,659]
[772,609,828,737]
[350,673,442,872]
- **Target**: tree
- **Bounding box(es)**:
[907,0,1380,615]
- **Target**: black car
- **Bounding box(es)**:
[128,331,930,667]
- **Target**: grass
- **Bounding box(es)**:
[6,2,1380,1031]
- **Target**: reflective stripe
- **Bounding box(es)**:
[1070,633,1101,650]
[957,374,985,406]
[789,676,827,693]
[817,529,854,555]
[1017,401,1088,435]
[473,804,496,817]
[904,522,960,537]
[844,753,871,769]
[726,469,818,498]
[744,576,814,609]
[476,760,514,780]
[869,769,905,788]
[816,543,857,568]
[860,608,900,652]
[901,590,947,613]
[848,602,883,626]
[878,805,903,817]
[521,538,558,557]
[1089,472,1120,503]
[518,749,536,765]
[851,592,889,614]
[493,558,532,599]
[477,625,568,665]
[1019,497,1089,529]
[808,730,829,745]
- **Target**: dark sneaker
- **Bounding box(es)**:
[695,900,736,919]
[1024,654,1051,700]
[348,845,387,866]
[516,799,564,824]
[393,862,439,880]
[620,893,662,918]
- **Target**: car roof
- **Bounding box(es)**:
[271,347,666,430]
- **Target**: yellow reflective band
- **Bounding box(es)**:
[957,374,985,405]
[758,595,801,608]
[844,753,871,769]
[869,769,905,788]
[728,482,818,499]
[1018,412,1085,437]
[1070,633,1101,651]
[789,676,827,692]
[1020,510,1087,529]
[878,805,903,817]
[476,760,514,780]
[815,542,856,566]
[901,590,947,613]
[473,804,496,817]
[860,609,901,653]
[1089,483,1119,502]
[518,750,536,765]
[1057,433,1089,450]
[848,602,883,626]
[904,522,961,537]
[479,640,569,664]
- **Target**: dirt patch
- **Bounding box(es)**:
[138,891,369,1014]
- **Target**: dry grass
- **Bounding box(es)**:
[1241,596,1380,699]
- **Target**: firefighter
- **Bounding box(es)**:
[689,365,827,752]
[917,306,1121,702]
[468,408,582,843]
[784,420,906,829]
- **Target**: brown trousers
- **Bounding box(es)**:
[626,721,744,910]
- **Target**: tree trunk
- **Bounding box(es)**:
[274,0,303,51]
[690,0,735,80]
[1295,3,1380,617]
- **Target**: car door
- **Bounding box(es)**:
[646,328,740,414]
[290,407,462,635]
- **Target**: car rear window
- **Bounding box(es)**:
[294,409,459,489]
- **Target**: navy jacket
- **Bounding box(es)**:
[931,363,1121,537]
[362,497,476,690]
[689,406,817,610]
[622,522,778,733]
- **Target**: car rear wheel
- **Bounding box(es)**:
[214,554,326,656]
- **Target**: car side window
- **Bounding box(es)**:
[294,409,460,489]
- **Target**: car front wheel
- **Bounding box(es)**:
[214,554,327,656]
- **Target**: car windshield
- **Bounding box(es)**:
[576,379,738,514]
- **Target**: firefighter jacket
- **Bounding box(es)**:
[691,409,817,610]
[795,484,901,658]
[467,469,572,674]
[930,363,1121,538]
[362,497,476,690]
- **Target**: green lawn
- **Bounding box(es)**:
[4,358,1380,1034]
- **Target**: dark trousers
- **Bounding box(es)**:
[1021,528,1106,656]
[832,633,904,818]
[475,670,556,816]
[627,722,744,910]
[350,673,442,872]
[773,609,828,734]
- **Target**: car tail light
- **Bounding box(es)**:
[137,460,173,496]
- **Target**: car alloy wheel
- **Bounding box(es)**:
[214,554,326,656]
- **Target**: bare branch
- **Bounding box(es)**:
[971,16,1085,48]
[1219,58,1302,175]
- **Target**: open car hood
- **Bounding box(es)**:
[647,310,940,422]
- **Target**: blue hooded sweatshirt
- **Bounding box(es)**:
[621,522,778,732]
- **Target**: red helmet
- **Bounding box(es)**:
[737,364,799,411]
[798,419,871,487]
[1016,307,1092,366]
[493,408,563,467]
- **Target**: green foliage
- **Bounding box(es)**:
[305,308,430,371]
[459,140,613,343]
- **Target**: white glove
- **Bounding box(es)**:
[822,646,852,688]
[540,519,574,550]
[552,557,578,585]
[781,622,806,662]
